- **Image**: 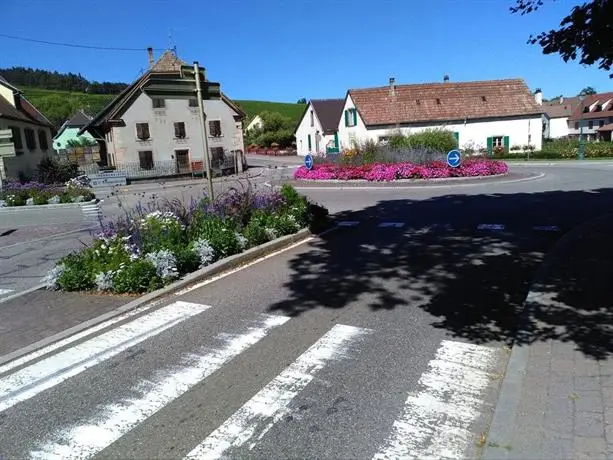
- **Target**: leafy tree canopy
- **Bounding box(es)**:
[296,98,307,104]
[511,0,613,77]
[580,86,597,95]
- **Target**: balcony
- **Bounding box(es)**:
[0,129,15,158]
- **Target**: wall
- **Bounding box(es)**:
[294,103,337,157]
[548,117,570,139]
[336,95,368,150]
[53,126,96,150]
[111,92,243,170]
[0,85,15,107]
[0,118,53,179]
[568,116,613,140]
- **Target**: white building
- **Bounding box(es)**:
[246,115,263,132]
[295,99,345,156]
[0,76,55,180]
[542,96,579,139]
[336,77,545,154]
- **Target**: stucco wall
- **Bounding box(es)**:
[548,117,570,139]
[295,104,337,156]
[0,118,53,179]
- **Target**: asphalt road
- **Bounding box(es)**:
[2,161,613,458]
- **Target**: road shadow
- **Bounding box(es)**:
[269,187,613,359]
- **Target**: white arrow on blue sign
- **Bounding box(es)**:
[447,149,462,168]
[304,154,314,170]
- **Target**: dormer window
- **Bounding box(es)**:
[436,98,441,105]
[416,99,421,105]
[481,96,487,102]
[596,104,603,112]
[583,106,590,113]
[152,98,165,109]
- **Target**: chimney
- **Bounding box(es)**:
[443,74,450,82]
[534,88,543,105]
[389,77,396,97]
[147,47,154,68]
[559,96,564,104]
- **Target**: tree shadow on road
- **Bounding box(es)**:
[268,187,613,359]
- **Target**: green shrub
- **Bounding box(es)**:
[32,191,52,205]
[540,140,613,159]
[243,219,269,246]
[174,247,200,274]
[113,259,162,294]
[60,192,73,204]
[37,157,79,184]
[57,253,94,291]
[189,214,241,258]
[385,129,456,153]
[4,194,27,206]
[139,212,186,253]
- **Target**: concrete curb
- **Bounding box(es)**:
[0,198,98,212]
[0,227,322,368]
[292,172,510,185]
[482,211,613,459]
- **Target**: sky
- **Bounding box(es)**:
[2,0,609,103]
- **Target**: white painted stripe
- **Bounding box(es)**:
[379,222,405,228]
[184,324,370,460]
[373,340,498,460]
[533,225,560,232]
[477,224,505,231]
[0,289,13,296]
[30,314,289,460]
[0,301,209,413]
[337,221,360,227]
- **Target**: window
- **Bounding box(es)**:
[208,120,222,137]
[9,126,22,150]
[575,122,580,130]
[24,128,36,150]
[345,108,357,127]
[152,98,165,109]
[600,120,605,128]
[596,104,603,112]
[188,98,199,107]
[492,136,503,147]
[589,120,594,129]
[436,98,441,105]
[138,150,154,170]
[378,136,390,144]
[136,123,150,140]
[310,110,314,127]
[210,147,224,165]
[38,130,48,150]
[174,122,186,138]
[583,106,590,113]
[307,134,312,150]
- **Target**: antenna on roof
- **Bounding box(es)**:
[168,29,177,54]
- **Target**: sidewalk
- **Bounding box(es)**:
[484,212,613,459]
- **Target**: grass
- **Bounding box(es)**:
[20,86,306,128]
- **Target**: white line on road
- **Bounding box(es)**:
[477,224,505,231]
[0,301,209,413]
[379,222,405,228]
[0,289,13,296]
[533,225,560,232]
[372,340,498,460]
[337,221,360,227]
[30,313,290,460]
[183,324,371,460]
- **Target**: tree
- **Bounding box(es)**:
[296,98,307,104]
[580,86,597,95]
[511,0,613,77]
[244,111,295,148]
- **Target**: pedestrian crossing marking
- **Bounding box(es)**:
[337,221,360,227]
[379,222,405,228]
[477,224,505,231]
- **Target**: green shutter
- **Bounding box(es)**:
[503,136,510,153]
[453,131,459,147]
[334,131,339,149]
[352,109,357,126]
[344,110,349,127]
[307,134,312,150]
[486,137,493,156]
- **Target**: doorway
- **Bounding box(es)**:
[175,150,190,174]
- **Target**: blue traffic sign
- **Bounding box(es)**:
[304,154,314,170]
[447,149,461,168]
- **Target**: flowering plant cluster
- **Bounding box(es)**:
[43,185,329,294]
[294,159,508,182]
[0,180,95,207]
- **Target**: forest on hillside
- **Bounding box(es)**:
[0,67,128,94]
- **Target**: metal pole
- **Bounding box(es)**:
[579,97,585,160]
[194,61,214,201]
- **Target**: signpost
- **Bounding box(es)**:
[304,154,314,170]
[447,149,462,168]
[87,172,128,188]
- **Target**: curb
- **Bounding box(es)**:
[482,211,613,459]
[0,226,325,368]
[0,198,98,212]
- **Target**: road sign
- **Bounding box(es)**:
[304,154,314,170]
[88,172,128,188]
[447,149,461,168]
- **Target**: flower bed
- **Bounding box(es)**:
[42,185,329,295]
[0,178,95,207]
[294,159,508,181]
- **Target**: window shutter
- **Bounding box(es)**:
[352,109,357,126]
[453,131,459,147]
[486,137,493,156]
[334,132,339,149]
[503,136,510,153]
[308,134,312,150]
[344,110,349,127]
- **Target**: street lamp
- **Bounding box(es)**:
[578,93,586,160]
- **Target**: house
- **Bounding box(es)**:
[246,115,263,132]
[336,77,545,154]
[542,96,580,139]
[79,49,246,177]
[53,110,96,150]
[567,92,613,142]
[0,76,54,180]
[295,99,345,156]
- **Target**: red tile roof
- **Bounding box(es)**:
[349,78,543,126]
[569,92,613,121]
[543,97,580,118]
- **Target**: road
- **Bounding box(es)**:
[1,160,613,457]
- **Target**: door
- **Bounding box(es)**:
[175,150,190,174]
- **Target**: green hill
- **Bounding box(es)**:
[19,87,306,129]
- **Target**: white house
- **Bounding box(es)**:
[543,96,579,139]
[79,49,246,177]
[337,77,545,154]
[246,115,263,132]
[0,76,55,180]
[295,99,345,156]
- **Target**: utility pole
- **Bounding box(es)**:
[193,61,214,201]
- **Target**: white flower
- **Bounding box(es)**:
[235,232,248,251]
[146,249,179,280]
[287,214,300,230]
[41,263,66,290]
[192,239,215,267]
[47,195,61,205]
[94,271,115,291]
[265,227,278,240]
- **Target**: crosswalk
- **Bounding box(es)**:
[81,201,103,224]
[0,300,501,459]
[337,219,562,234]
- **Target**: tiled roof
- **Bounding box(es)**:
[0,78,54,127]
[598,122,613,131]
[151,50,186,72]
[543,97,579,118]
[349,78,543,126]
[311,99,345,133]
[569,92,613,121]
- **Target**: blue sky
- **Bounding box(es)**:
[2,0,609,102]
